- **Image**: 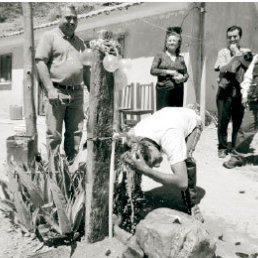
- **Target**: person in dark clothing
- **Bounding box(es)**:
[150,27,189,110]
[223,54,258,168]
[214,25,251,158]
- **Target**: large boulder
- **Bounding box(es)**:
[123,208,216,258]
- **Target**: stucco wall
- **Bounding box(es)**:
[204,2,258,112]
[0,2,257,118]
[78,6,195,109]
[0,45,24,118]
[77,2,258,112]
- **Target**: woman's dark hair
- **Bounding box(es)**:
[164,27,182,56]
[227,25,242,38]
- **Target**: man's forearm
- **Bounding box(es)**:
[36,61,54,92]
[219,55,241,73]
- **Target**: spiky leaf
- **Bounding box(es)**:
[49,179,72,235]
[13,192,34,231]
[71,191,85,229]
[16,167,44,207]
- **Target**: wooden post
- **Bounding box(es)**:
[200,57,206,124]
[85,49,115,242]
[22,3,38,150]
[108,66,120,239]
[199,3,206,124]
[189,2,205,105]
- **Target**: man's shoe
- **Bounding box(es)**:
[191,205,204,223]
[223,156,244,169]
[218,149,227,158]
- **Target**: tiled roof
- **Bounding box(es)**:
[0,2,142,39]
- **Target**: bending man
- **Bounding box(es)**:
[125,107,204,222]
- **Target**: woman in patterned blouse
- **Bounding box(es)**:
[151,27,189,110]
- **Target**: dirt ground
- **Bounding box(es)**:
[0,117,257,258]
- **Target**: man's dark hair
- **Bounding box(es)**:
[139,138,161,167]
[56,4,77,18]
[120,135,161,167]
[227,25,242,38]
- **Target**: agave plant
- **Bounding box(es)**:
[0,152,86,248]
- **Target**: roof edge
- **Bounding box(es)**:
[0,2,142,39]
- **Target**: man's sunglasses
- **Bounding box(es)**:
[65,16,78,22]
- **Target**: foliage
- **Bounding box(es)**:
[0,3,98,23]
[0,153,86,249]
[0,2,106,35]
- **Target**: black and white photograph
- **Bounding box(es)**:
[0,2,257,257]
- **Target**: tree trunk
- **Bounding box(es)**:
[85,49,114,242]
[22,3,38,151]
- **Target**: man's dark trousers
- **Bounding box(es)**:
[216,87,244,151]
[232,103,258,157]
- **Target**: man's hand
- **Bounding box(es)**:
[229,44,241,56]
[123,151,150,174]
[48,88,60,106]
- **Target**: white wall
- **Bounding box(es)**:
[0,45,24,119]
[118,53,196,111]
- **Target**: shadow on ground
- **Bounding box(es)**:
[245,155,258,166]
[143,185,206,215]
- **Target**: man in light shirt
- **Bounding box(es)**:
[124,107,204,222]
[214,26,251,159]
[223,54,258,169]
[214,26,250,158]
[35,5,90,170]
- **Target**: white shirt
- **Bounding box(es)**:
[241,54,258,99]
[214,47,250,71]
[129,107,200,165]
[166,50,176,62]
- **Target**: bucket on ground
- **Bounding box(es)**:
[6,135,34,169]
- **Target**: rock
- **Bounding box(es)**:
[123,208,216,258]
[105,249,111,256]
[114,225,133,245]
[122,236,144,258]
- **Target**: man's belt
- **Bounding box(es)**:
[53,82,82,91]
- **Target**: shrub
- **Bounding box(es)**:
[0,153,86,248]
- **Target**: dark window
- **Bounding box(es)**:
[117,35,125,57]
[0,54,12,83]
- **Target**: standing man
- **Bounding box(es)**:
[36,4,90,168]
[223,54,258,168]
[125,107,204,222]
[214,26,251,158]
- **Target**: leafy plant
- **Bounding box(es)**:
[0,153,86,249]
